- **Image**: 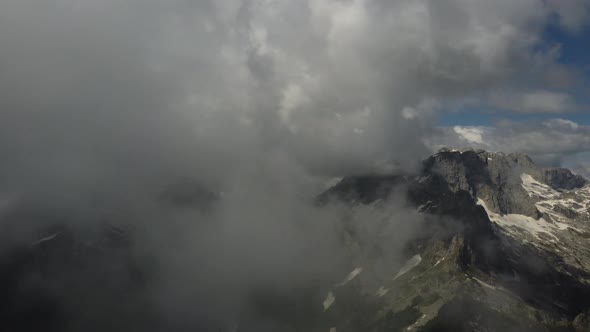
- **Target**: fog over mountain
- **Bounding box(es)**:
[0,1,589,331]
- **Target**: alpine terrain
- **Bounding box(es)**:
[2,149,590,332]
[317,149,590,332]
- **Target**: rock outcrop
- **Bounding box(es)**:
[316,149,590,331]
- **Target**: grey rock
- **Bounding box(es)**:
[315,149,590,332]
[553,204,579,219]
[423,150,542,217]
[542,168,587,190]
[574,310,590,332]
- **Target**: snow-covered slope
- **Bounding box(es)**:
[318,149,590,331]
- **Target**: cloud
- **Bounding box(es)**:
[546,0,590,31]
[0,0,586,189]
[491,90,576,113]
[433,119,590,166]
[453,126,485,144]
[0,0,589,330]
[567,152,590,178]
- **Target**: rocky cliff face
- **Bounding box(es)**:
[542,168,587,191]
[421,149,586,217]
[317,149,590,331]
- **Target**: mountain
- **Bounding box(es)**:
[0,221,157,332]
[318,149,590,332]
[1,149,590,331]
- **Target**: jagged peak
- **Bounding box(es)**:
[431,148,586,190]
[436,147,533,161]
[320,149,587,213]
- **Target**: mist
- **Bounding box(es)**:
[0,0,588,331]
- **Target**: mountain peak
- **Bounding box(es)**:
[315,149,590,331]
[431,148,586,190]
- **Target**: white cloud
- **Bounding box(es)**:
[434,119,590,167]
[453,126,485,145]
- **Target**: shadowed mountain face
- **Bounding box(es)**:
[1,150,589,332]
[317,149,590,331]
[0,225,157,332]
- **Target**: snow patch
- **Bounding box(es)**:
[393,255,422,280]
[406,314,428,331]
[32,232,61,246]
[323,292,335,311]
[417,201,432,213]
[520,173,558,199]
[535,204,575,230]
[433,257,445,267]
[477,198,559,240]
[376,286,389,297]
[472,277,497,290]
[418,175,431,184]
[336,267,362,286]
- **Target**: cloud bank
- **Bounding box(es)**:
[0,0,589,330]
[0,0,587,190]
[433,119,590,167]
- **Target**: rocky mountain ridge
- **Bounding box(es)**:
[318,149,590,331]
[1,149,589,331]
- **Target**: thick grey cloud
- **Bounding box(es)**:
[0,0,587,191]
[0,0,589,329]
[546,0,590,31]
